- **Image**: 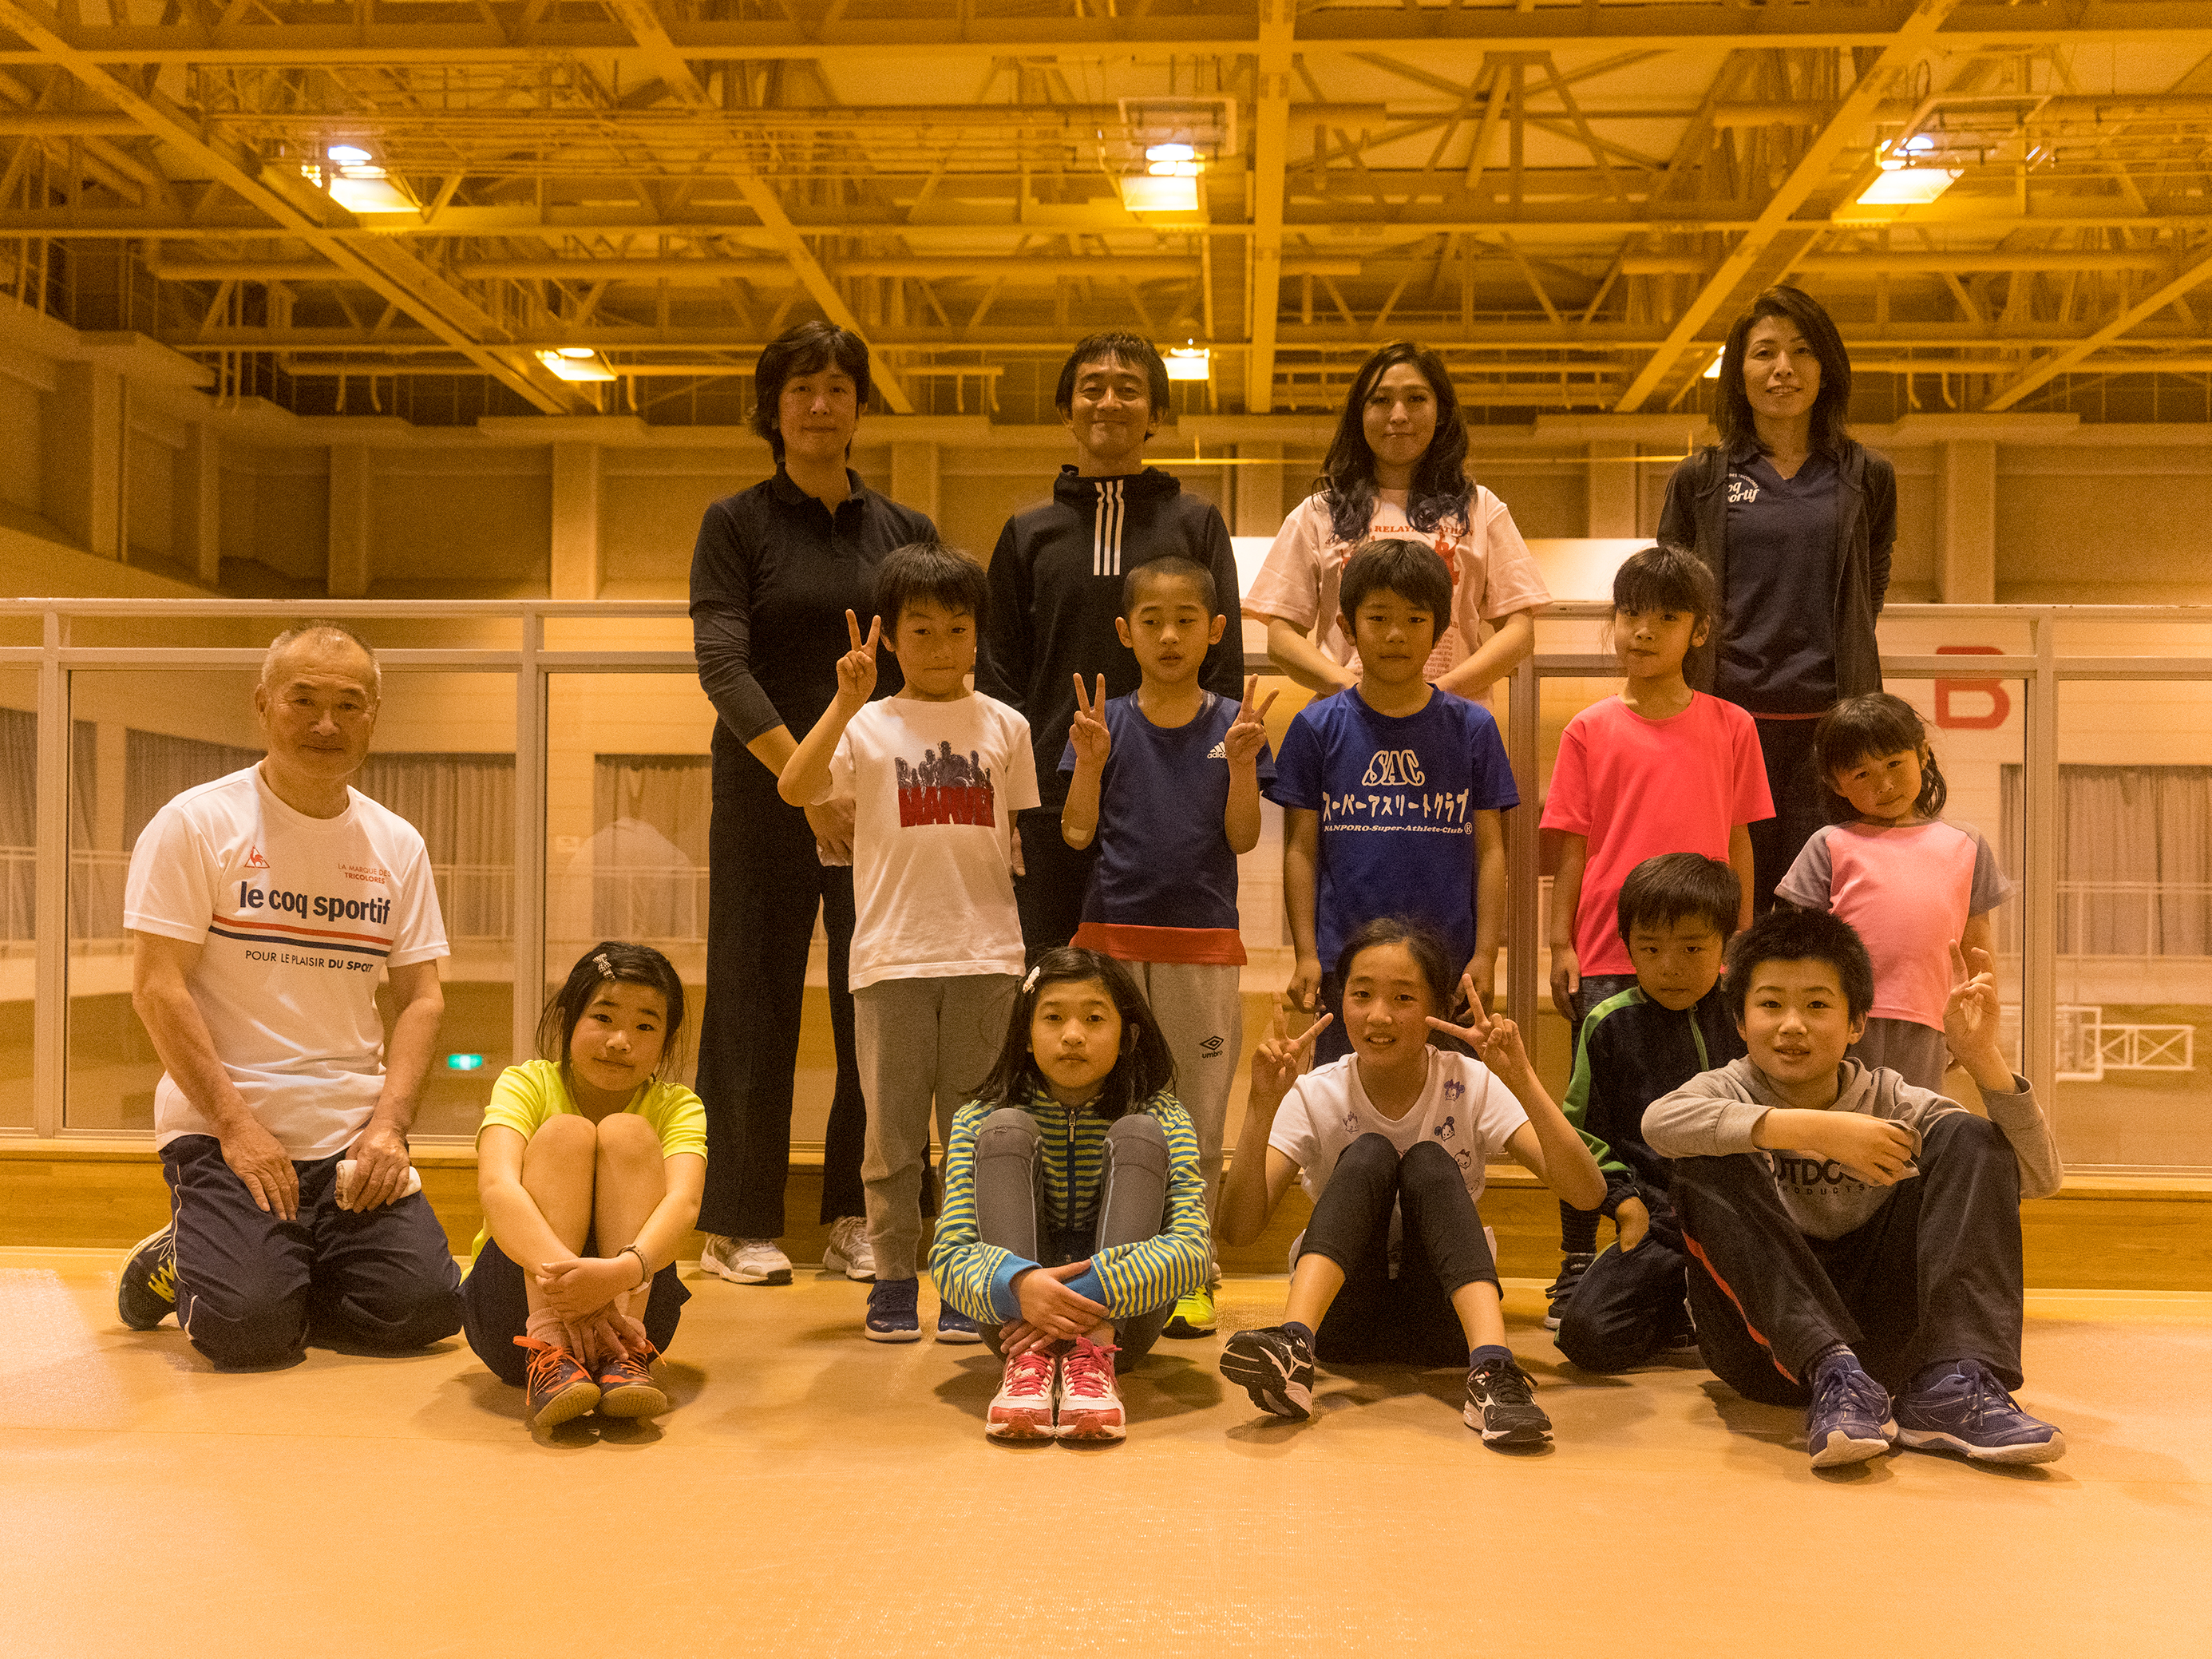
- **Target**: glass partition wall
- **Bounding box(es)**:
[3,598,2206,1176]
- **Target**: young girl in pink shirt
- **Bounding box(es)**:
[1537,544,1773,1322]
[1779,692,2012,1093]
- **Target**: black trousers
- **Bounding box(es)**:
[1673,1111,2027,1407]
[696,722,866,1238]
[971,1107,1171,1374]
[1747,715,1834,917]
[1302,1134,1498,1368]
[160,1134,461,1371]
[1555,1236,1692,1372]
[1014,808,1099,963]
[461,1237,691,1386]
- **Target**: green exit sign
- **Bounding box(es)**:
[445,1054,486,1072]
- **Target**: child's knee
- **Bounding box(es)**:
[1400,1138,1459,1182]
[593,1110,663,1169]
[531,1112,597,1162]
[1104,1114,1168,1175]
[1334,1132,1401,1178]
[975,1108,1042,1154]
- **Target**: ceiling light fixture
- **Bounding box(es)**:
[1145,143,1197,163]
[1164,344,1210,382]
[1855,166,1962,207]
[1119,174,1200,213]
[326,143,373,165]
[536,349,617,382]
[1702,348,1725,380]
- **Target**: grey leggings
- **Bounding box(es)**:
[972,1107,1172,1373]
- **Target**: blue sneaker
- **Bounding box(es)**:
[1805,1355,1897,1468]
[1896,1362,2066,1464]
[864,1277,921,1343]
[936,1304,983,1345]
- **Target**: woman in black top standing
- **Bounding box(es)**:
[688,322,936,1287]
[1658,284,1895,915]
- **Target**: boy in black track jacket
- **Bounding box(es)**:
[1552,853,1743,1372]
[976,332,1244,956]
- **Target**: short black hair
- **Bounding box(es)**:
[750,320,873,462]
[875,540,988,631]
[1336,915,1458,1015]
[1338,537,1451,627]
[1723,908,1875,1024]
[1815,691,1947,818]
[971,947,1177,1121]
[1610,544,1715,632]
[536,941,690,1083]
[1054,332,1171,427]
[1616,853,1741,946]
[1119,555,1219,620]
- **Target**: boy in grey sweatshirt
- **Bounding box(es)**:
[1643,907,2065,1470]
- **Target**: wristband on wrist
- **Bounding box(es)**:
[620,1244,650,1287]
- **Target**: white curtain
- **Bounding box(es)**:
[354,754,515,944]
[588,755,710,941]
[125,729,261,850]
[2003,765,2212,956]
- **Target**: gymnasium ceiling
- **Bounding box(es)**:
[3,0,2210,422]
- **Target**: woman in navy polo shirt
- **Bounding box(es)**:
[1658,284,1896,913]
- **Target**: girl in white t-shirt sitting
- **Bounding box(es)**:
[1241,340,1549,702]
[1218,917,1605,1446]
[462,942,707,1432]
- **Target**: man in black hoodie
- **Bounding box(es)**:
[978,332,1245,956]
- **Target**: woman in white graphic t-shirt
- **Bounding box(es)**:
[1215,917,1605,1447]
[1242,341,1549,701]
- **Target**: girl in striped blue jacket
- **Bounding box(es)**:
[928,947,1210,1442]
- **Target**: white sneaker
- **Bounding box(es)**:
[821,1216,876,1281]
[986,1348,1059,1440]
[699,1234,793,1285]
[1055,1336,1126,1442]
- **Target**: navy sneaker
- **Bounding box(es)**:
[1805,1356,1897,1468]
[117,1225,179,1332]
[1543,1252,1593,1332]
[1221,1324,1315,1421]
[864,1277,921,1343]
[1465,1354,1552,1447]
[935,1304,983,1345]
[1896,1362,2066,1464]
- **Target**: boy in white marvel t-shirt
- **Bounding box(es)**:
[782,543,1039,1344]
[115,624,461,1370]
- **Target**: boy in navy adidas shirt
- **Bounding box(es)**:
[1061,555,1274,1339]
[1269,538,1519,1065]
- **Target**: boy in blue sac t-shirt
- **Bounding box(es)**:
[1061,555,1275,1338]
[1268,537,1520,1065]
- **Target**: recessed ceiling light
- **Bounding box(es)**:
[1146,143,1196,163]
[327,143,373,165]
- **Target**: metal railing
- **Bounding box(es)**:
[5,596,2211,1170]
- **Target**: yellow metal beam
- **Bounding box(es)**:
[1244,0,1295,414]
[1613,0,1964,413]
[1983,240,2212,410]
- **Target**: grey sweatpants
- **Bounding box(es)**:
[856,972,1021,1281]
[1119,960,1241,1208]
[1850,1017,1950,1095]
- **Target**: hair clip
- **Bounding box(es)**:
[592,951,615,979]
[1021,965,1043,994]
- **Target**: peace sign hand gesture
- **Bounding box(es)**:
[1250,1004,1332,1116]
[1426,976,1536,1091]
[1941,939,2007,1075]
[1223,674,1278,767]
[834,610,880,712]
[1069,673,1112,768]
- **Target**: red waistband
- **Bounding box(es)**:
[1070,921,1248,967]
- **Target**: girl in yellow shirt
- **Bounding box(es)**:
[461,942,707,1431]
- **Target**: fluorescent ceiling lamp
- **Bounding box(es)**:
[1148,159,1203,177]
[326,143,373,164]
[536,349,617,382]
[1146,143,1196,162]
[1856,167,1961,207]
[1120,174,1200,212]
[1701,348,1724,379]
[1164,346,1210,382]
[328,173,414,212]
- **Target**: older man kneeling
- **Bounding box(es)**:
[116,621,462,1369]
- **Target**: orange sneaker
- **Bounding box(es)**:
[1055,1337,1126,1443]
[593,1343,668,1419]
[985,1347,1059,1440]
[514,1336,599,1428]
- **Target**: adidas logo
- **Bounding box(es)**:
[1207,741,1228,759]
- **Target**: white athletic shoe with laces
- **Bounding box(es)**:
[821,1216,876,1281]
[1055,1337,1126,1443]
[699,1234,793,1285]
[986,1348,1059,1440]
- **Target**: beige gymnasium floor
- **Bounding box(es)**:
[4,1249,2208,1659]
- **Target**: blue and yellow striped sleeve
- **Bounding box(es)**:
[928,1101,1037,1324]
[1079,1095,1212,1318]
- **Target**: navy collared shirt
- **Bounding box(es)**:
[1717,443,1839,715]
[689,467,937,742]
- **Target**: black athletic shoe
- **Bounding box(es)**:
[117,1225,180,1331]
[1465,1355,1552,1446]
[1543,1252,1593,1332]
[1221,1324,1316,1421]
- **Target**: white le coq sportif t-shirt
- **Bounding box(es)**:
[124,765,450,1158]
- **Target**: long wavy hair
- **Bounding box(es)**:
[1316,342,1473,545]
